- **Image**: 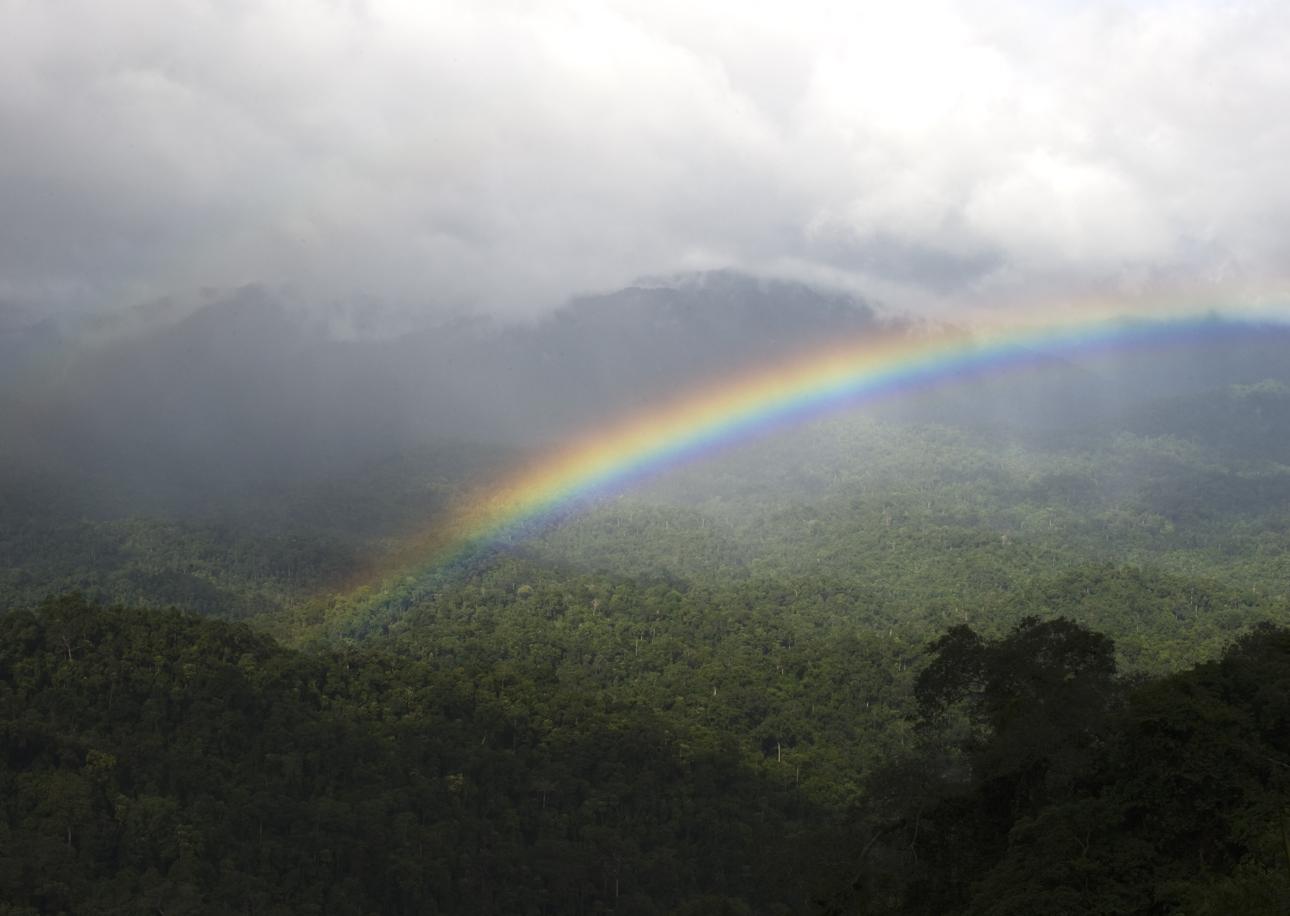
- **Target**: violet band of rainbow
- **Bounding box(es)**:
[370,309,1286,584]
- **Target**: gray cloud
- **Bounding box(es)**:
[3,0,1289,319]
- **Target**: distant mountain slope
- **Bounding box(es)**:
[1,272,888,510]
[1127,379,1290,460]
[11,273,1288,510]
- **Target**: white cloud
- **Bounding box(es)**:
[1,0,1288,318]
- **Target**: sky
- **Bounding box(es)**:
[3,0,1290,321]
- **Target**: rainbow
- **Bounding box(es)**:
[366,307,1288,588]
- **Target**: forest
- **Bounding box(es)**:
[3,285,1290,913]
[3,598,1288,914]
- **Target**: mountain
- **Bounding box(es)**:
[0,273,889,508]
[4,277,1290,914]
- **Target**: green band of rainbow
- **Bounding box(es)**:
[371,309,1286,587]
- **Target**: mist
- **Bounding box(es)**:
[3,267,1286,527]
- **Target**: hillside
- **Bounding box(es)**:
[3,279,1290,914]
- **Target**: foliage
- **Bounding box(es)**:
[0,595,833,914]
[827,621,1290,915]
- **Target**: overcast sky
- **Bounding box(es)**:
[3,0,1289,320]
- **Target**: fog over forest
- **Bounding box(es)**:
[3,269,1287,520]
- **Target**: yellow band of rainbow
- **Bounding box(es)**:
[358,308,1287,592]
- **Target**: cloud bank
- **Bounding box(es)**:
[3,0,1289,318]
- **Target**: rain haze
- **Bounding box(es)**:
[4,0,1290,521]
[4,0,1290,321]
